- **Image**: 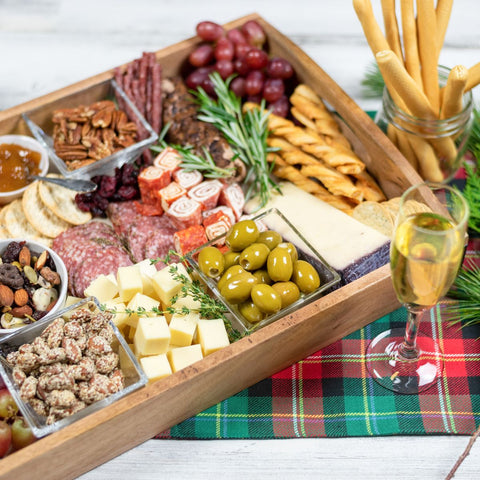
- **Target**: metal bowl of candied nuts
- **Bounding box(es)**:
[0,239,68,333]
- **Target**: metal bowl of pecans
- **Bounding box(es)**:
[0,239,68,334]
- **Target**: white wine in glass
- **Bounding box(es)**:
[366,183,469,394]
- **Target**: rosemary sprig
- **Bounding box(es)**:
[192,72,281,207]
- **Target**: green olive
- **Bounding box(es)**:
[257,230,282,250]
[292,260,320,294]
[238,243,270,271]
[225,220,259,251]
[267,246,293,282]
[223,251,240,270]
[238,300,265,324]
[198,246,225,278]
[271,281,300,308]
[217,265,247,291]
[252,269,272,285]
[251,284,282,314]
[220,273,258,304]
[277,242,298,263]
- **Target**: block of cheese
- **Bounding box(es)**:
[84,274,119,303]
[197,319,230,356]
[103,300,129,329]
[140,354,172,383]
[134,259,158,298]
[245,182,390,284]
[165,294,202,323]
[117,265,143,302]
[151,262,191,304]
[169,311,200,346]
[167,344,203,373]
[134,316,171,356]
[126,293,161,328]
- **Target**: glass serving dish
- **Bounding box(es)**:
[0,297,147,438]
[22,79,157,179]
[186,208,341,333]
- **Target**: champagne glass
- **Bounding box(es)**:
[366,183,469,394]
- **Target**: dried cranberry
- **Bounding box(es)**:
[32,310,46,321]
[92,193,109,211]
[2,241,25,264]
[99,175,117,198]
[121,164,138,186]
[117,185,138,200]
[90,205,107,218]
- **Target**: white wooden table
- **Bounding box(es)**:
[1,1,479,478]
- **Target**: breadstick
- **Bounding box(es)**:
[376,50,436,119]
[440,65,468,119]
[436,0,453,53]
[353,0,390,54]
[267,152,288,167]
[416,0,440,113]
[313,193,356,215]
[407,134,444,182]
[400,0,422,87]
[273,165,327,195]
[395,131,419,171]
[352,170,387,202]
[380,0,404,61]
[465,62,480,92]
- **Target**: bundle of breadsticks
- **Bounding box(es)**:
[245,84,386,215]
[353,0,480,182]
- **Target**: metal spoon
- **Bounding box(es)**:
[30,175,97,192]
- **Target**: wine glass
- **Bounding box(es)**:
[365,183,469,394]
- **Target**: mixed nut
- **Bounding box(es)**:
[0,242,61,329]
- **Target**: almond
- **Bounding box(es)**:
[0,285,14,307]
[14,289,29,307]
[35,250,49,271]
[18,246,31,267]
[10,305,33,318]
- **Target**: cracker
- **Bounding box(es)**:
[38,176,92,225]
[22,181,72,238]
[3,200,52,246]
[352,201,394,237]
[0,208,9,239]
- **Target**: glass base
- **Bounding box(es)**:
[365,328,443,394]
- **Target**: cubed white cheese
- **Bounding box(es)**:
[151,263,191,304]
[84,274,119,302]
[117,265,143,302]
[103,300,129,329]
[197,319,230,356]
[140,354,172,383]
[134,316,171,357]
[167,344,203,373]
[169,311,200,346]
[125,293,161,328]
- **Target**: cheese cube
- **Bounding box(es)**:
[125,293,161,328]
[84,274,119,303]
[165,294,202,322]
[169,311,200,346]
[135,259,159,298]
[197,319,230,356]
[117,265,143,302]
[151,263,191,304]
[64,295,82,307]
[103,300,129,329]
[134,316,171,356]
[167,344,203,373]
[140,354,172,383]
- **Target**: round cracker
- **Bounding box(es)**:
[3,199,52,246]
[352,200,394,237]
[22,181,72,238]
[0,208,9,239]
[38,177,92,225]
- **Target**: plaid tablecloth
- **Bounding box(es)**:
[157,237,480,439]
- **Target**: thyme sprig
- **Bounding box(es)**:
[192,72,281,207]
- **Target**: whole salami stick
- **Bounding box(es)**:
[151,62,162,134]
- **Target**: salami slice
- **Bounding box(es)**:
[187,180,222,210]
[107,201,143,240]
[143,227,176,270]
[165,196,203,230]
[173,225,208,255]
[173,168,203,190]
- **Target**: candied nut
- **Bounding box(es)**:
[41,318,65,348]
[39,371,74,392]
[32,336,50,357]
[16,352,39,373]
[35,250,49,271]
[63,320,84,339]
[62,337,82,364]
[40,267,61,286]
[0,285,14,307]
[44,347,66,365]
[10,305,33,318]
[95,352,119,375]
[29,398,48,417]
[18,246,31,267]
[109,369,124,393]
[14,288,29,307]
[12,366,26,387]
[18,343,34,355]
[45,389,76,408]
[86,335,112,356]
[38,362,65,376]
[19,376,38,401]
[6,351,19,365]
[97,324,115,344]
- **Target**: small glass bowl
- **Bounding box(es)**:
[0,297,147,438]
[22,79,157,179]
[186,208,341,333]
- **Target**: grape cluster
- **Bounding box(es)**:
[186,20,295,117]
[75,163,140,217]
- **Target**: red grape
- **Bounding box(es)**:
[230,77,246,98]
[245,70,265,96]
[186,67,213,89]
[235,42,252,59]
[196,21,224,42]
[245,48,269,70]
[202,76,217,97]
[234,57,250,76]
[241,20,266,47]
[189,44,214,67]
[215,59,234,79]
[214,38,234,61]
[0,421,11,458]
[268,95,290,117]
[227,28,247,45]
[263,78,285,103]
[11,417,35,451]
[247,94,263,104]
[266,57,294,79]
[0,389,18,419]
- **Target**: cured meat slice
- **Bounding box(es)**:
[138,166,171,205]
[219,183,245,220]
[187,180,222,210]
[173,225,208,255]
[202,206,236,226]
[203,211,232,246]
[173,168,203,190]
[153,146,182,174]
[165,196,203,230]
[157,182,187,211]
[107,201,143,240]
[143,227,176,270]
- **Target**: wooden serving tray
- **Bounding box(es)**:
[0,13,425,479]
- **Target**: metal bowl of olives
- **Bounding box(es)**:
[186,208,341,333]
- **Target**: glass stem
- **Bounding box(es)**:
[398,305,426,360]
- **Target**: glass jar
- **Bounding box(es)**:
[375,65,473,183]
